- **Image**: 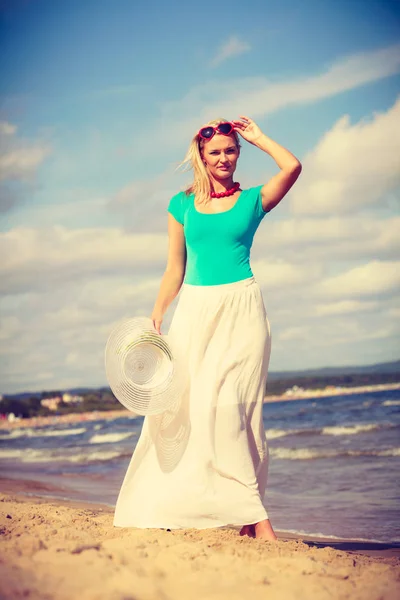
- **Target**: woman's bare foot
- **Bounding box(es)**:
[254,519,278,541]
[239,524,255,538]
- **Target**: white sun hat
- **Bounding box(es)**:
[105,317,187,416]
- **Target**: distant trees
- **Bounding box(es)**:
[0,396,51,418]
[0,390,120,419]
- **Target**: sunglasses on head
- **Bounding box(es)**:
[198,122,234,140]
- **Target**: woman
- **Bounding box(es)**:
[114,116,302,540]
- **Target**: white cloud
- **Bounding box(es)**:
[210,36,251,67]
[290,97,400,215]
[0,121,51,214]
[0,121,50,183]
[108,170,180,233]
[315,300,378,316]
[0,226,167,295]
[0,270,173,393]
[254,215,394,270]
[317,260,400,298]
[278,326,309,341]
[129,43,400,158]
[252,214,400,263]
[112,180,157,206]
[0,122,16,136]
[1,250,399,393]
[0,146,50,182]
[252,259,322,290]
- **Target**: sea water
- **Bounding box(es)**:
[1,388,399,543]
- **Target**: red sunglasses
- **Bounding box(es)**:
[198,122,234,140]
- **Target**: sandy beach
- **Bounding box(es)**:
[0,478,399,600]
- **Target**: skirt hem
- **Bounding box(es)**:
[113,513,270,530]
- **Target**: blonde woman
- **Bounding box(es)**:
[114,116,302,541]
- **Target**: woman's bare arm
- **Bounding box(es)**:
[255,133,302,213]
[151,214,187,334]
[233,116,302,213]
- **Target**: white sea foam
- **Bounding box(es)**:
[382,400,400,406]
[269,448,331,460]
[265,428,291,439]
[0,427,86,441]
[0,449,25,458]
[89,432,134,444]
[270,446,400,460]
[0,448,49,461]
[321,424,378,436]
[375,447,400,457]
[66,450,124,463]
[37,427,87,437]
[0,447,126,463]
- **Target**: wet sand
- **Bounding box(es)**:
[0,478,399,600]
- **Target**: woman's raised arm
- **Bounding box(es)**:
[233,115,302,213]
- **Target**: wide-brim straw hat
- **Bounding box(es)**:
[105,317,187,416]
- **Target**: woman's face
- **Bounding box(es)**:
[201,134,240,180]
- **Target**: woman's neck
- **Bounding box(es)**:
[209,176,234,193]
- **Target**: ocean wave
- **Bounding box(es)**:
[266,427,330,440]
[375,448,400,457]
[382,400,400,406]
[265,428,293,440]
[265,421,397,441]
[0,427,86,441]
[269,448,329,460]
[89,432,134,444]
[0,447,129,463]
[270,447,400,460]
[66,450,128,463]
[277,528,400,544]
[321,424,379,436]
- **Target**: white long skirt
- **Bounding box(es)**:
[113,276,272,529]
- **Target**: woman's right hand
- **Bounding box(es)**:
[151,311,163,335]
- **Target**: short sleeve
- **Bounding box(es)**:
[167,191,185,224]
[248,185,269,220]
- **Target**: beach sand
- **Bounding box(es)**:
[0,479,399,600]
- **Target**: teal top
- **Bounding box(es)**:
[167,186,269,286]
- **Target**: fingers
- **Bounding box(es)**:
[152,319,162,335]
[232,115,253,129]
[232,121,247,131]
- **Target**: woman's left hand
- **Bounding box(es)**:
[232,115,264,144]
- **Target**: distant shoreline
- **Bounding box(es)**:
[264,381,400,403]
[1,382,399,430]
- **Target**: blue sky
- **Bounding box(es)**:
[0,0,399,393]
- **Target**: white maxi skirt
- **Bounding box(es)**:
[113,276,272,529]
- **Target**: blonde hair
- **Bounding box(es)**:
[179,118,241,206]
